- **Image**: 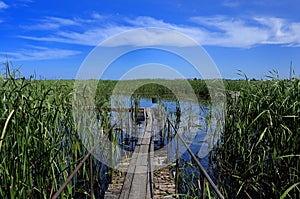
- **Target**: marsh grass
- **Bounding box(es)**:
[0,64,111,198]
[166,76,299,199]
[2,62,298,198]
[213,77,300,198]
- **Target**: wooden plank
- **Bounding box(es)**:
[128,145,140,172]
[147,141,154,199]
[137,132,150,145]
[119,145,140,198]
[119,170,134,198]
[104,192,119,199]
[128,166,148,199]
[138,144,149,153]
[143,108,153,146]
[119,107,155,199]
[140,132,151,145]
[136,145,149,167]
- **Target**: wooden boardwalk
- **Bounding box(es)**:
[104,107,175,199]
[52,106,224,199]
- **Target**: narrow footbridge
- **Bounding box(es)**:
[104,107,224,199]
[52,107,224,199]
[116,107,154,199]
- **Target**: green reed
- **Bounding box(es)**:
[0,64,111,198]
[213,77,300,198]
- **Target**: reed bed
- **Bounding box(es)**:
[1,62,298,198]
[0,65,111,198]
[213,77,300,198]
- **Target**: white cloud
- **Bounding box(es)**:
[22,16,81,30]
[126,16,173,28]
[0,46,81,61]
[20,25,131,46]
[91,12,103,20]
[19,16,206,47]
[13,0,34,8]
[190,16,300,47]
[253,17,300,46]
[222,0,240,8]
[0,1,8,9]
[190,16,270,47]
[48,17,80,26]
[101,28,197,47]
[19,15,300,48]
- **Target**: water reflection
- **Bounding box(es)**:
[109,95,222,167]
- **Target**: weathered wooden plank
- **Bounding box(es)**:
[104,192,119,199]
[119,170,134,198]
[137,132,151,145]
[147,141,154,199]
[119,143,142,198]
[139,144,149,153]
[119,145,140,198]
[128,166,148,199]
[130,145,140,166]
[140,133,151,145]
[119,107,155,199]
[136,145,149,167]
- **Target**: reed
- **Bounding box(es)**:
[213,76,300,198]
[0,64,111,198]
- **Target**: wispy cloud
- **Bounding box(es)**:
[0,46,81,61]
[0,1,8,9]
[19,15,300,48]
[13,0,34,8]
[222,0,240,8]
[253,17,300,46]
[20,25,131,46]
[190,16,270,47]
[189,15,300,47]
[91,12,104,20]
[18,0,34,2]
[19,16,207,47]
[22,16,82,30]
[100,28,198,47]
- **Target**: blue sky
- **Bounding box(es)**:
[0,0,300,79]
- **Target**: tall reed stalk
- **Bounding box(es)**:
[0,64,111,198]
[213,77,300,198]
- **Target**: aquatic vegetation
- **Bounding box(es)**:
[0,64,111,198]
[1,63,298,198]
[213,77,300,198]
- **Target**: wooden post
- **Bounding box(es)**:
[167,120,171,163]
[90,155,93,198]
[160,130,163,146]
[167,120,170,140]
[120,128,123,145]
[175,135,179,196]
[162,122,166,146]
[109,128,113,182]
